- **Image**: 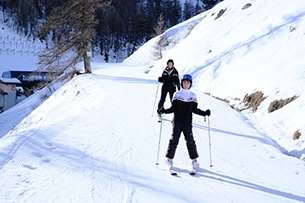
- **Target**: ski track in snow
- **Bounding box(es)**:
[1,67,305,202]
[0,68,304,202]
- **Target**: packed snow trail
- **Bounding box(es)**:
[0,63,304,202]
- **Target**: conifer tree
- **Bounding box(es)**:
[38,0,110,75]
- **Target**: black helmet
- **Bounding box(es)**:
[181,74,192,88]
[167,59,174,65]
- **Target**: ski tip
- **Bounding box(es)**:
[169,168,177,176]
[189,169,197,175]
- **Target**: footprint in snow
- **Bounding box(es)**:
[22,164,37,170]
[32,152,44,158]
[44,142,56,150]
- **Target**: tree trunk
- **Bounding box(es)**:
[83,41,92,73]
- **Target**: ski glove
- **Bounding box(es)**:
[173,82,181,91]
[159,107,165,114]
[205,109,211,116]
[158,77,164,83]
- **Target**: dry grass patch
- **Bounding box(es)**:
[268,96,298,113]
[242,91,266,112]
[207,91,299,115]
[293,130,301,140]
[215,9,226,20]
[205,92,230,103]
[242,3,252,10]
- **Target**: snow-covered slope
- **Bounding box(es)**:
[125,0,305,159]
[1,0,305,202]
[0,62,305,202]
[0,20,42,76]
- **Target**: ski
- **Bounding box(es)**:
[169,168,177,176]
[165,158,177,175]
[190,159,198,175]
[189,169,196,176]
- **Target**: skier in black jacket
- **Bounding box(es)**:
[157,59,180,117]
[159,74,211,168]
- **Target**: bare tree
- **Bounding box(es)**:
[154,14,166,36]
[152,14,167,60]
[38,0,110,76]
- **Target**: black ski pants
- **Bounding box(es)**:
[157,85,175,111]
[166,122,198,160]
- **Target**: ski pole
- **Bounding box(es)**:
[207,116,213,167]
[151,83,160,116]
[155,115,163,165]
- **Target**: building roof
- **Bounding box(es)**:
[0,77,21,84]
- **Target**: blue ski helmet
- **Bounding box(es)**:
[181,74,192,88]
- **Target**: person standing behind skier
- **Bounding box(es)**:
[159,74,211,168]
[157,59,180,117]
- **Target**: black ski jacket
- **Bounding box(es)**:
[158,67,180,90]
[164,89,206,123]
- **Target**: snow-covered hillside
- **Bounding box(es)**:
[0,18,42,76]
[1,62,305,202]
[125,0,305,160]
[0,0,305,202]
